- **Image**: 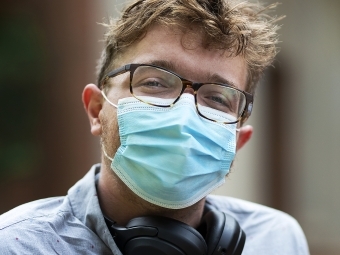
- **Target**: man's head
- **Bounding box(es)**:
[82,0,281,216]
[97,0,281,94]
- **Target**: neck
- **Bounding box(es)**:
[97,162,205,228]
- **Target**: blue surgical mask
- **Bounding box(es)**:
[102,93,237,209]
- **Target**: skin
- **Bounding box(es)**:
[82,24,253,228]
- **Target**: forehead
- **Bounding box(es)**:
[116,24,248,90]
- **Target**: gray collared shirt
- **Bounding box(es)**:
[0,164,310,254]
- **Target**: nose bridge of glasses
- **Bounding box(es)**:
[181,81,196,95]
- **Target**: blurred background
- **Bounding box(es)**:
[0,0,339,254]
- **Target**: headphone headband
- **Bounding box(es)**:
[104,203,245,255]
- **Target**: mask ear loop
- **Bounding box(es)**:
[100,90,117,161]
[102,146,114,161]
[101,90,118,108]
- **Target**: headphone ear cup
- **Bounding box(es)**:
[105,206,245,255]
[198,210,246,255]
[118,216,208,255]
[198,210,225,254]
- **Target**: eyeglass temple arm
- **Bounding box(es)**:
[101,64,132,87]
[240,92,254,123]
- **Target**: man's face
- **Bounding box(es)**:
[99,24,248,163]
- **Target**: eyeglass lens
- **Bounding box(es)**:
[131,65,246,122]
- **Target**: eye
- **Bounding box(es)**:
[131,65,183,98]
[138,79,169,89]
[132,77,174,97]
[209,96,234,113]
[208,95,229,105]
[197,84,240,114]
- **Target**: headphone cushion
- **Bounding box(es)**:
[126,216,208,254]
[198,210,226,254]
[198,210,246,255]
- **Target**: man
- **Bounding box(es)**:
[0,0,309,254]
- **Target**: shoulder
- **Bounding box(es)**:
[206,195,310,255]
[0,197,101,254]
[206,194,298,228]
[0,196,70,230]
[0,197,70,253]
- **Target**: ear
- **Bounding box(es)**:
[236,125,253,151]
[82,84,103,136]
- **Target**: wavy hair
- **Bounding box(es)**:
[97,0,282,93]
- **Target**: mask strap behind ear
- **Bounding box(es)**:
[102,147,114,161]
[101,90,118,108]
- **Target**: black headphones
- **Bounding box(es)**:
[104,202,246,255]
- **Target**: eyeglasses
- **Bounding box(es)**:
[101,64,253,124]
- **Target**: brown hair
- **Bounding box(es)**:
[97,0,282,93]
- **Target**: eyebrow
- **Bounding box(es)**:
[147,60,178,72]
[145,59,238,88]
[206,73,237,88]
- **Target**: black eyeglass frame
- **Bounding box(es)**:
[101,63,254,124]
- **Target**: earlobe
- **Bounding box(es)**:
[82,84,103,136]
[236,125,253,151]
